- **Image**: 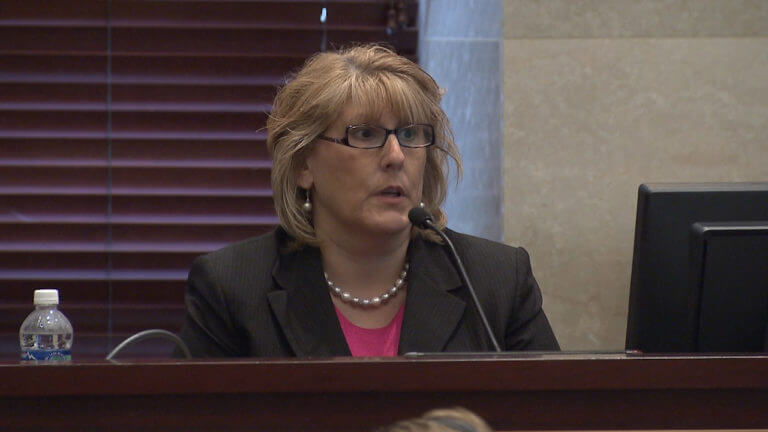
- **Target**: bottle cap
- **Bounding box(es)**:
[34,289,59,305]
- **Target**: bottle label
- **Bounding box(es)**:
[21,349,72,362]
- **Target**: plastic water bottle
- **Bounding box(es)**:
[19,289,73,361]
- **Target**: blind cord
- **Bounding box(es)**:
[320,1,327,52]
[106,0,114,352]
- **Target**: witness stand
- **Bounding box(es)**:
[1,353,768,431]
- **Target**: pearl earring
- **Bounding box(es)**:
[302,189,312,214]
[419,202,425,208]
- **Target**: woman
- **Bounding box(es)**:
[177,44,559,357]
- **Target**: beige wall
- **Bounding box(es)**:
[502,0,768,350]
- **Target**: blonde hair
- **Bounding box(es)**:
[266,44,462,246]
[374,407,494,432]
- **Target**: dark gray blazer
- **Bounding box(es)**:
[178,227,559,357]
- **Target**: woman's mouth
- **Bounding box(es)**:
[378,186,405,198]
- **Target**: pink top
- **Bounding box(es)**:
[334,303,406,357]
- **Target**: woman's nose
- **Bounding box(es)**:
[380,132,406,168]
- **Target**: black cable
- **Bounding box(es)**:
[106,329,192,360]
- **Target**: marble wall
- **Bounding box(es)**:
[419,0,505,241]
[503,0,768,350]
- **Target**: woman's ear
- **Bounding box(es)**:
[296,157,314,190]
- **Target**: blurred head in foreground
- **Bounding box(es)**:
[374,407,494,432]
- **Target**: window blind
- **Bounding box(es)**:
[0,0,418,359]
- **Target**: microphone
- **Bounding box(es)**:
[408,207,502,352]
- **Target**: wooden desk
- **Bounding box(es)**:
[1,353,767,431]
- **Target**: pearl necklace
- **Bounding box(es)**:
[324,262,409,308]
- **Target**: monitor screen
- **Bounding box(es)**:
[690,222,768,352]
[626,183,768,353]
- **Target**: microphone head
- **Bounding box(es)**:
[408,206,434,229]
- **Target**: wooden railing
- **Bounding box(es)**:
[2,353,768,431]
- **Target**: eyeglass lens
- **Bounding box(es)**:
[347,125,433,148]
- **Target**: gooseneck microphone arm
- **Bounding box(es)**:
[408,207,502,352]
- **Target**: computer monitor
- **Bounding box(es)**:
[626,183,768,353]
[689,222,768,351]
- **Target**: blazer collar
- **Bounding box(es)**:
[267,231,350,357]
[267,229,466,357]
[399,234,466,354]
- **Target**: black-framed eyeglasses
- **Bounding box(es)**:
[317,124,435,149]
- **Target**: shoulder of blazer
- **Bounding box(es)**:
[204,228,280,261]
[443,228,527,264]
[440,228,534,303]
[192,228,282,287]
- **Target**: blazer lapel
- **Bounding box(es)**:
[267,243,350,357]
[398,236,466,354]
